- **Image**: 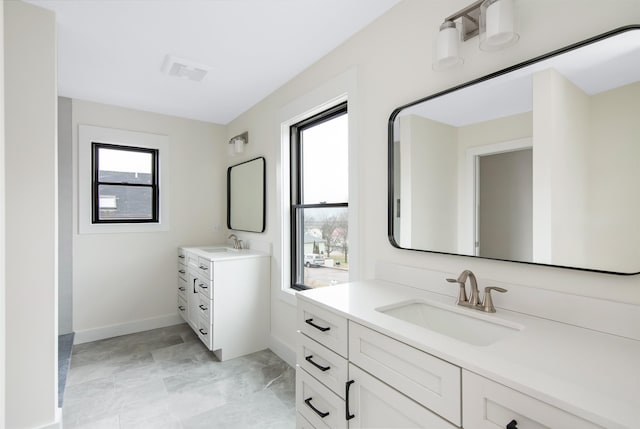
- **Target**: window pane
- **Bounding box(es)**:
[296,206,349,288]
[301,113,348,204]
[98,147,153,185]
[97,185,153,220]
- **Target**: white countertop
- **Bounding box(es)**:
[297,280,640,429]
[181,245,269,261]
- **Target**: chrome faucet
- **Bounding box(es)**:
[228,234,241,249]
[446,270,507,313]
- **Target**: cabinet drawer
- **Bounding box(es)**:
[177,262,187,280]
[462,370,605,429]
[296,367,346,429]
[298,300,348,358]
[297,332,348,398]
[349,321,461,426]
[197,256,212,279]
[296,412,316,429]
[197,278,213,300]
[177,296,187,321]
[177,248,186,264]
[198,294,213,325]
[177,276,187,299]
[196,317,212,349]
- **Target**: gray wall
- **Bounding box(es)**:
[479,149,533,261]
[58,96,73,334]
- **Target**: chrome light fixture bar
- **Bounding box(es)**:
[433,0,519,70]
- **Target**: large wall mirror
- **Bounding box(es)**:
[389,26,640,275]
[227,156,265,233]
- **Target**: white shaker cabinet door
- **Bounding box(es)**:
[186,271,201,330]
[347,364,457,429]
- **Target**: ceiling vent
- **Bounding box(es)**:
[161,55,210,82]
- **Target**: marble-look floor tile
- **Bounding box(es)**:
[62,324,295,428]
[182,389,292,429]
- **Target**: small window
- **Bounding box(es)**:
[91,143,159,223]
[290,102,348,290]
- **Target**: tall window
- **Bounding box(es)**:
[91,142,159,223]
[290,102,348,290]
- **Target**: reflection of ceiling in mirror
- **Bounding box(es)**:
[398,30,640,127]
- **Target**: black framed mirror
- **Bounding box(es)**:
[388,26,640,275]
[227,156,266,233]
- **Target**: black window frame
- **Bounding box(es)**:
[290,101,348,290]
[91,142,160,224]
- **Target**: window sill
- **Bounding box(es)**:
[279,286,298,307]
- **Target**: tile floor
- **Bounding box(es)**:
[62,323,296,429]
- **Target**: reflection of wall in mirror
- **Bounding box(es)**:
[588,80,640,272]
[398,115,457,252]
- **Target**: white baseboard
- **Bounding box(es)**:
[74,313,184,344]
[269,334,295,368]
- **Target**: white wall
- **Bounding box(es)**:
[533,69,589,267]
[402,115,457,251]
[5,1,59,428]
[227,0,640,365]
[71,99,228,342]
[0,1,5,427]
[588,81,640,272]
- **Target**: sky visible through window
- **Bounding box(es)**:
[302,114,348,204]
[98,147,152,174]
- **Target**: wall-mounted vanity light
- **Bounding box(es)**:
[228,132,249,155]
[433,0,519,70]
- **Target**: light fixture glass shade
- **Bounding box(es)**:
[479,0,519,51]
[433,21,463,71]
[233,138,245,154]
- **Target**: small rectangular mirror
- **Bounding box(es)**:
[227,157,265,233]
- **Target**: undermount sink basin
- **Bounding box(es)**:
[198,247,238,253]
[376,299,523,346]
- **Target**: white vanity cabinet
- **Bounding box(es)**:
[177,246,270,361]
[296,300,456,429]
[296,292,620,429]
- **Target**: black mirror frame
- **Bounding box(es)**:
[227,156,266,233]
[387,25,640,276]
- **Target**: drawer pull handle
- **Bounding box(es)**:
[305,318,330,332]
[305,355,330,372]
[304,397,329,418]
[178,269,186,274]
[199,328,208,335]
[506,420,518,429]
[199,304,208,311]
[193,279,198,293]
[199,283,208,289]
[345,380,355,421]
[178,306,185,311]
[178,255,185,259]
[178,287,185,291]
[199,265,208,270]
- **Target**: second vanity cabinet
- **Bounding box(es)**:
[296,296,612,429]
[177,246,270,361]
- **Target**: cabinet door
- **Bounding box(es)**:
[347,364,456,429]
[186,271,200,330]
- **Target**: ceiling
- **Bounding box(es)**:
[26,0,401,124]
